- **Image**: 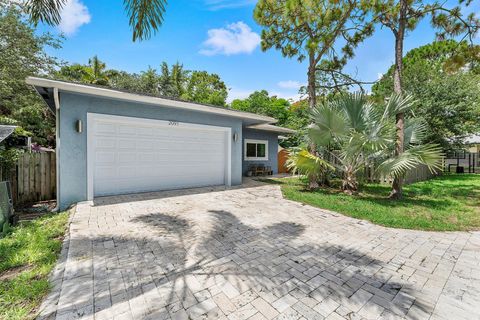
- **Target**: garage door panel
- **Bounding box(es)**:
[91,115,229,197]
[95,152,115,163]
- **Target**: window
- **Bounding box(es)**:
[244,139,268,160]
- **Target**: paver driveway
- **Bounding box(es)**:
[38,182,480,320]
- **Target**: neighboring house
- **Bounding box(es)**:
[26,77,295,210]
[464,134,480,154]
[0,125,16,145]
[444,134,480,173]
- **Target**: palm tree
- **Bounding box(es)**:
[286,148,333,188]
[84,55,109,85]
[24,0,167,41]
[308,93,443,195]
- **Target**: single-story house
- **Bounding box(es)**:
[26,77,295,210]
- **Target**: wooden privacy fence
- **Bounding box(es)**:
[0,152,56,205]
[363,164,438,185]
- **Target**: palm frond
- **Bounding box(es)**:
[286,149,333,178]
[404,118,428,146]
[376,144,444,178]
[25,0,66,26]
[124,0,167,41]
[384,93,416,118]
[334,92,369,131]
[309,104,348,146]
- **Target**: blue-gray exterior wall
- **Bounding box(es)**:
[242,129,279,176]
[58,92,244,210]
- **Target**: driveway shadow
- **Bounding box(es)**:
[43,209,432,319]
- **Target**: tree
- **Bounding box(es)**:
[254,0,374,110]
[373,40,480,148]
[56,55,112,85]
[54,59,227,106]
[158,62,187,98]
[22,0,167,41]
[181,71,227,106]
[231,90,290,124]
[307,93,443,194]
[372,0,480,198]
[0,5,60,146]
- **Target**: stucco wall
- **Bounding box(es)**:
[58,92,244,209]
[242,129,279,176]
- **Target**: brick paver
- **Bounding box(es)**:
[37,182,480,320]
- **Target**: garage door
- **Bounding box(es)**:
[87,114,230,197]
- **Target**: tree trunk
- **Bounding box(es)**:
[389,0,407,200]
[307,52,317,109]
[307,51,319,189]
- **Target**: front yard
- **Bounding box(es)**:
[270,174,480,231]
[0,212,69,320]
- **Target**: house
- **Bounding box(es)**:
[0,125,17,145]
[26,77,295,210]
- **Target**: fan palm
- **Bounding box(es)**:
[286,148,333,187]
[309,93,443,195]
[24,0,167,41]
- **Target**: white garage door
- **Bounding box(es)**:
[87,113,230,198]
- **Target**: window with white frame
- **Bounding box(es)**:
[244,139,268,160]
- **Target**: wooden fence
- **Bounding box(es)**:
[363,164,438,185]
[0,152,56,205]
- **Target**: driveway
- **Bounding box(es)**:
[38,182,480,320]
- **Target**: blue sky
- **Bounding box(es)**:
[39,0,479,102]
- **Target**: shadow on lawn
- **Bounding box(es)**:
[45,209,432,319]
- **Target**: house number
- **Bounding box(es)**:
[169,121,179,126]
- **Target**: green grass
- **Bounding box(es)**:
[0,212,69,320]
[268,174,480,231]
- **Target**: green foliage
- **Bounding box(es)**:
[254,0,374,107]
[276,174,480,231]
[308,93,443,193]
[230,91,308,148]
[231,90,290,123]
[0,212,69,319]
[181,71,227,106]
[24,0,167,41]
[373,41,480,148]
[0,6,59,146]
[286,148,333,184]
[56,58,228,106]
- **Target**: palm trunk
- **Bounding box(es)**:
[342,166,358,195]
[389,0,407,199]
[307,51,319,189]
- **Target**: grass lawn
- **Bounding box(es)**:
[269,174,480,231]
[0,212,69,320]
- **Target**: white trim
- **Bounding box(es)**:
[53,88,60,211]
[244,139,269,161]
[246,124,296,134]
[86,113,232,199]
[26,77,276,124]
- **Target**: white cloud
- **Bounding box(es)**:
[200,22,260,56]
[277,80,304,90]
[58,0,91,36]
[203,0,256,10]
[377,73,383,80]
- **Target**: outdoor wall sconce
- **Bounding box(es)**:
[233,133,238,142]
[76,120,83,133]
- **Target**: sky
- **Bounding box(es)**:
[37,0,480,103]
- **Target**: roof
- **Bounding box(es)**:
[245,124,296,134]
[464,134,480,144]
[26,77,276,125]
[0,125,16,143]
